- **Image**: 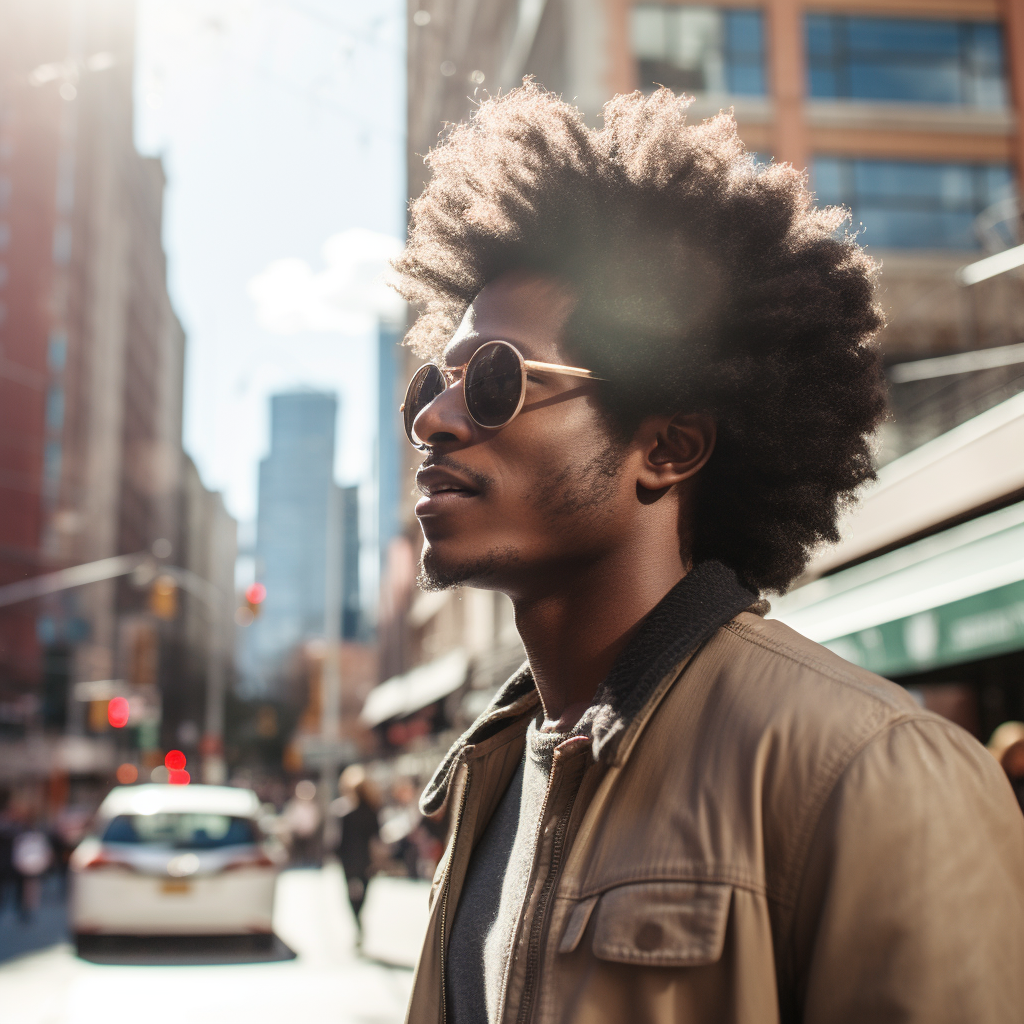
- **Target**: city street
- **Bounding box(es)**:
[0,867,426,1024]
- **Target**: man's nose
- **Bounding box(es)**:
[412,379,474,447]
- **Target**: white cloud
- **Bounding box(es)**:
[247,227,405,334]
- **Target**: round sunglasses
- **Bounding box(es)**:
[402,340,601,449]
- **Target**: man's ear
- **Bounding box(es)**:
[635,412,716,491]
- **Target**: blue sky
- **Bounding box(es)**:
[134,0,406,532]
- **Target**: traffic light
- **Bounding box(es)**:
[107,697,130,728]
[164,749,189,785]
[235,583,266,627]
[245,582,266,617]
[149,574,178,620]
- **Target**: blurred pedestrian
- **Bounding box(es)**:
[282,779,321,866]
[380,776,422,878]
[0,787,18,916]
[381,777,445,881]
[991,732,1024,815]
[1003,741,1024,810]
[335,764,381,925]
[988,720,1024,762]
[988,721,1024,813]
[11,826,53,921]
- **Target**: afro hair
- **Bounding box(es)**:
[392,83,886,594]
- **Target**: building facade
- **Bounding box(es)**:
[0,0,236,795]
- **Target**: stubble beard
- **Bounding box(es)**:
[415,437,625,593]
[416,543,522,592]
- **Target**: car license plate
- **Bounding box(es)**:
[161,880,192,895]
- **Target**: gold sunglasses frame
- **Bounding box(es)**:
[401,340,601,449]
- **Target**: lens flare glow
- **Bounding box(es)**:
[115,763,138,784]
[168,768,190,785]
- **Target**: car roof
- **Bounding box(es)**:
[98,784,261,819]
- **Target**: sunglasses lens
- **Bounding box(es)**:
[404,364,446,445]
[465,342,523,428]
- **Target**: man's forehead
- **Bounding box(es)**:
[442,273,577,367]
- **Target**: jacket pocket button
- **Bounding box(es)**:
[635,922,663,951]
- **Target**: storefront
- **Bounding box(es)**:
[772,391,1024,741]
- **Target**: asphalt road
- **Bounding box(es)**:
[0,867,425,1024]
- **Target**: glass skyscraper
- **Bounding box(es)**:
[242,391,359,694]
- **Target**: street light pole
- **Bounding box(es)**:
[203,597,227,784]
[320,483,343,854]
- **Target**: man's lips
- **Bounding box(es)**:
[415,465,482,514]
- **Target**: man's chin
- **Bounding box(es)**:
[417,543,521,592]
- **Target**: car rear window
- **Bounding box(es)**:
[102,813,258,848]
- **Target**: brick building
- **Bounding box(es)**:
[0,0,235,792]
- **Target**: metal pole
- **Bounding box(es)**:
[203,596,227,784]
[320,483,343,855]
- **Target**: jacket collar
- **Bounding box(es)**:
[420,560,758,816]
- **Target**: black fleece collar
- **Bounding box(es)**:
[420,560,758,816]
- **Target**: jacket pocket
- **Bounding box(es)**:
[586,881,731,967]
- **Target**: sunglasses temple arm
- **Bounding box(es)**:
[522,360,605,381]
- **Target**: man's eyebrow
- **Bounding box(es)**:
[442,336,486,367]
[441,350,468,369]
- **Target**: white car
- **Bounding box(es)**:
[71,784,281,941]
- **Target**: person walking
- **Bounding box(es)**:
[391,84,1024,1024]
[0,788,19,918]
[335,764,382,925]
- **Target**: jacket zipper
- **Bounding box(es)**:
[514,762,578,1024]
[439,761,471,1024]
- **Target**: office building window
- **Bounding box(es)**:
[813,157,1014,249]
[807,14,1007,107]
[632,5,765,96]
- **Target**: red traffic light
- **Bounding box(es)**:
[164,749,186,771]
[107,697,130,728]
[240,582,267,623]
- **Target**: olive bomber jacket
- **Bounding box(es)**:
[406,585,1024,1024]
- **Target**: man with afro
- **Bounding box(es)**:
[393,84,1024,1024]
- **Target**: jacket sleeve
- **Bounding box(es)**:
[791,716,1024,1024]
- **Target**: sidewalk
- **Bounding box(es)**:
[0,875,69,964]
[0,866,428,1024]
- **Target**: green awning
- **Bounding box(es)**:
[771,501,1024,677]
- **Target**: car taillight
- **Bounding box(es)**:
[73,848,135,872]
[221,851,275,872]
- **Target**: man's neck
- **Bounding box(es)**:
[511,545,688,732]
